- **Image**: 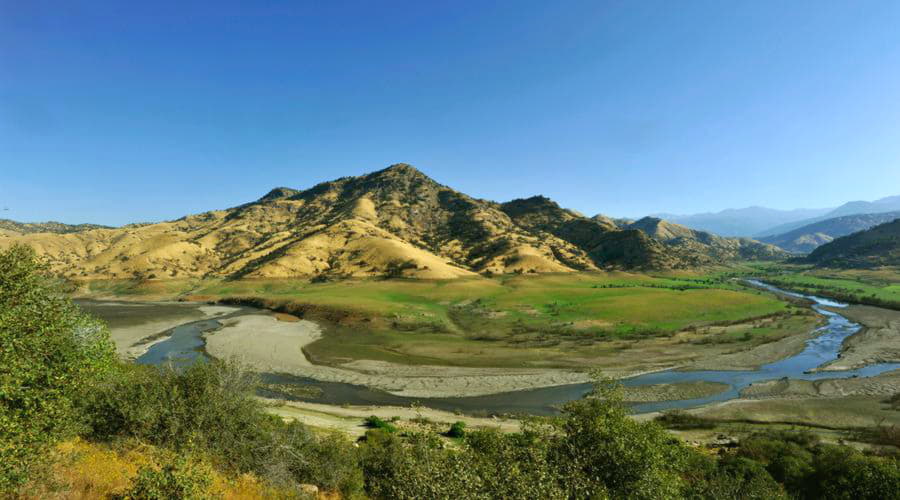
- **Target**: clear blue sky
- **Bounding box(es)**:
[2,1,899,225]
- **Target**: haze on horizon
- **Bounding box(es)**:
[2,0,900,226]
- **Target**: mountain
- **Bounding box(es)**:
[0,219,111,236]
[655,206,832,237]
[755,195,900,237]
[760,212,900,253]
[825,195,900,219]
[0,164,788,280]
[624,217,788,265]
[803,219,900,268]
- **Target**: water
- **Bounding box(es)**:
[121,281,900,415]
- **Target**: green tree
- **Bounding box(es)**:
[0,244,115,491]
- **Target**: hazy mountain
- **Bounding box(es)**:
[761,211,900,253]
[654,206,832,237]
[756,195,900,237]
[0,164,789,280]
[804,218,900,268]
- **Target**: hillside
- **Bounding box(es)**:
[761,211,900,253]
[804,219,900,268]
[0,219,111,236]
[624,217,788,265]
[0,165,787,280]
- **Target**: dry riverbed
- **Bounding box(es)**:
[819,305,900,371]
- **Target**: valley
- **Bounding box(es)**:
[73,269,900,428]
[8,164,900,442]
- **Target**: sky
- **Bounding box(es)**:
[2,1,900,226]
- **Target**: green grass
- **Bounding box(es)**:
[80,270,812,369]
[753,264,900,308]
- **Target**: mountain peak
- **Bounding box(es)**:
[259,187,300,202]
[374,163,426,178]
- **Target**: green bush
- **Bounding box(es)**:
[83,360,280,473]
[365,415,397,433]
[806,444,900,500]
[361,378,696,499]
[446,421,466,438]
[655,410,716,430]
[83,360,364,497]
[115,457,214,500]
[0,245,115,491]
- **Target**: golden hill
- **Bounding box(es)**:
[1,164,786,280]
[625,217,788,266]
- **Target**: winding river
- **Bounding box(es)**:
[82,281,900,416]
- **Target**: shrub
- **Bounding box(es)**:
[365,415,398,433]
[655,410,716,430]
[447,421,466,438]
[82,360,364,497]
[0,245,115,491]
[83,361,280,474]
[115,457,214,500]
[805,444,900,500]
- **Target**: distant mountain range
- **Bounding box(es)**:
[655,195,900,238]
[760,211,900,253]
[653,207,832,237]
[757,196,900,239]
[0,164,785,280]
[804,218,900,268]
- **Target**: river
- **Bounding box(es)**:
[78,280,900,416]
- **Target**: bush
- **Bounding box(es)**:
[0,245,115,491]
[805,444,900,500]
[655,410,716,430]
[447,421,466,438]
[365,415,398,433]
[83,360,364,497]
[361,378,696,499]
[83,360,280,473]
[115,457,214,500]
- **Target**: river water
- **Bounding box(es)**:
[85,281,900,416]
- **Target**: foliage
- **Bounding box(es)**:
[83,360,363,497]
[735,430,900,500]
[447,421,466,438]
[115,456,215,500]
[0,245,115,491]
[655,410,717,430]
[361,379,692,499]
[365,415,398,433]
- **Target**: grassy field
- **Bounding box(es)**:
[78,270,816,370]
[748,263,900,309]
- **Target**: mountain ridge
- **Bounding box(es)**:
[0,164,787,280]
[803,218,900,268]
[760,211,900,253]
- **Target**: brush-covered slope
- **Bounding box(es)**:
[625,217,789,265]
[803,218,900,268]
[1,165,789,280]
[0,165,598,279]
[500,197,682,269]
[0,219,111,236]
[761,211,900,253]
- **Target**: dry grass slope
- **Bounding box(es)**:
[1,164,788,280]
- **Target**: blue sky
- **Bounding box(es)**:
[2,1,899,225]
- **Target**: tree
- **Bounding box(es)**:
[0,244,115,491]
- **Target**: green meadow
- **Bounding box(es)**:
[81,270,810,369]
[750,264,900,309]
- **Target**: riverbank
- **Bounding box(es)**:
[818,305,900,371]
